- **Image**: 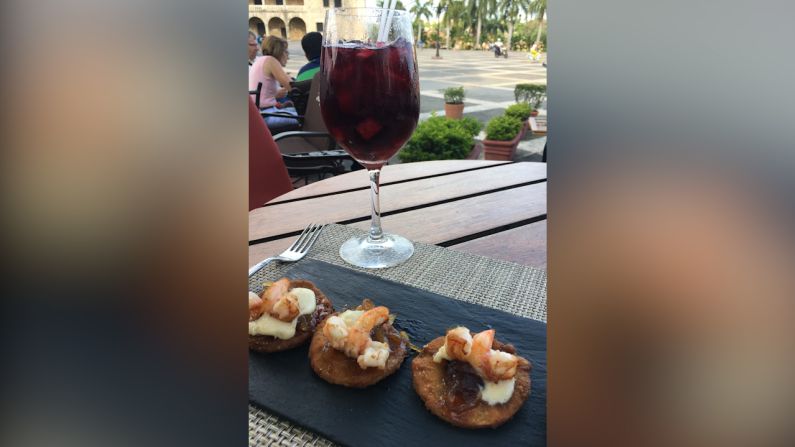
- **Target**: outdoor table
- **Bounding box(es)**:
[249,160,547,269]
[248,160,547,446]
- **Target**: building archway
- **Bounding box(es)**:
[268,17,287,38]
[249,17,265,37]
[288,18,306,41]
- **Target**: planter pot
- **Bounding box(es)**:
[520,120,530,138]
[444,103,465,119]
[482,133,522,161]
[466,141,483,160]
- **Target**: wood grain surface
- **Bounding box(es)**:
[267,160,514,204]
[249,160,547,268]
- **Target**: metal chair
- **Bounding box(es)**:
[266,74,362,184]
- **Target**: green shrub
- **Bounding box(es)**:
[510,21,547,51]
[457,116,483,137]
[441,86,465,104]
[485,115,522,141]
[514,84,546,109]
[505,102,532,121]
[399,116,480,162]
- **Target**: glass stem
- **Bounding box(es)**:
[367,168,384,242]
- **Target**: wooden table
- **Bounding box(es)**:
[249,160,547,268]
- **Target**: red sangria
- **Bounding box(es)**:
[321,7,418,269]
[319,38,419,169]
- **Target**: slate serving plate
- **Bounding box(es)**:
[249,259,546,446]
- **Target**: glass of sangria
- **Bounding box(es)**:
[320,7,420,268]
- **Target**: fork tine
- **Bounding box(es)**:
[293,223,320,252]
[298,223,325,253]
[287,223,315,252]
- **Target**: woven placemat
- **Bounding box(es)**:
[249,224,546,446]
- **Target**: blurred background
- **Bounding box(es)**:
[1,0,794,446]
[1,1,248,446]
[548,0,795,446]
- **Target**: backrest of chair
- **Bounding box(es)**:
[249,98,292,210]
[248,82,263,109]
[288,79,313,116]
[302,74,326,134]
[283,73,334,152]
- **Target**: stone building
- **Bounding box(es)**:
[248,0,368,41]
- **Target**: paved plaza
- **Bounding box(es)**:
[284,42,547,161]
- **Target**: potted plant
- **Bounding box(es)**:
[441,86,465,119]
[504,102,533,137]
[399,115,483,162]
[514,83,547,116]
[482,115,523,161]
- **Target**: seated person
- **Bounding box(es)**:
[296,32,322,82]
[249,35,293,109]
[249,36,299,129]
[248,31,259,69]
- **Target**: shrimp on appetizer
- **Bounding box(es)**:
[310,299,409,388]
[248,278,334,353]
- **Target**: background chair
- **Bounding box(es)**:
[286,78,313,116]
[263,73,363,184]
[249,98,292,210]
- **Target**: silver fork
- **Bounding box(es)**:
[248,223,326,277]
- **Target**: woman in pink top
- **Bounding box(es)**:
[249,36,292,108]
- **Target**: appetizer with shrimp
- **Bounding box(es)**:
[248,278,334,352]
[412,326,532,429]
[309,299,409,388]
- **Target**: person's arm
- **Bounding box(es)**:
[263,57,292,97]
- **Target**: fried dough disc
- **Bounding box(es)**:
[309,316,408,388]
[412,336,532,429]
[249,280,334,353]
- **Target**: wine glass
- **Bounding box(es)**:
[320,7,419,269]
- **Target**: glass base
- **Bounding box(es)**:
[339,233,414,269]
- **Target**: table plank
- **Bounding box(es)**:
[250,162,546,242]
[268,160,512,204]
[347,182,546,245]
[448,220,547,268]
[249,184,546,268]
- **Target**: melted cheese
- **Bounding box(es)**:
[248,314,299,339]
[248,287,316,338]
[289,288,317,316]
[480,378,516,405]
[433,345,451,363]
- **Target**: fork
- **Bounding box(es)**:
[248,223,326,277]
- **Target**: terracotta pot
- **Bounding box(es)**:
[444,103,465,119]
[482,133,521,161]
[466,141,483,160]
[520,121,530,138]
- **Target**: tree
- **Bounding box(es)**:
[529,0,546,47]
[499,0,531,50]
[468,0,496,49]
[439,0,466,49]
[442,0,469,49]
[377,0,406,10]
[410,0,433,46]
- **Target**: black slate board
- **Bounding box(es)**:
[249,259,546,446]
